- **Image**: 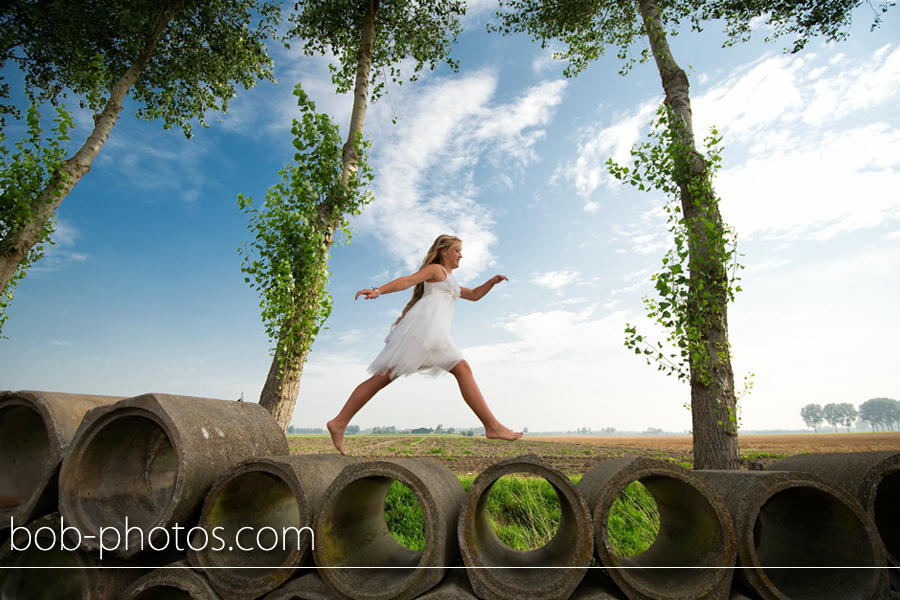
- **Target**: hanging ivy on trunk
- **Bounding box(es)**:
[610,104,752,435]
[238,83,373,417]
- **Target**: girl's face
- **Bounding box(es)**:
[442,244,462,269]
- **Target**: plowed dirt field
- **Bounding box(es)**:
[288,431,900,477]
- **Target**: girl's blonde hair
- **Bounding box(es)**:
[394,234,462,326]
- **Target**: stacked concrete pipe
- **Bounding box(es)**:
[458,454,593,600]
[577,457,736,600]
[694,469,888,600]
[767,451,900,591]
[0,390,123,538]
[313,459,465,600]
[0,512,144,599]
[58,393,289,560]
[263,571,343,600]
[119,559,223,600]
[569,570,629,600]
[189,454,358,599]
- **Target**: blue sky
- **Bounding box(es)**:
[2,2,898,434]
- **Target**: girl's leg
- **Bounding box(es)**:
[449,360,522,441]
[327,371,394,454]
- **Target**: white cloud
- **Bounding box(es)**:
[562,100,658,200]
[565,44,900,243]
[531,270,580,291]
[359,70,567,279]
[31,219,89,274]
[717,122,900,240]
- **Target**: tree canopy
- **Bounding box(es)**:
[491,0,894,76]
[858,397,900,431]
[285,0,465,99]
[1,0,281,134]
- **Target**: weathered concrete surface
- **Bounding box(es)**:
[415,566,478,599]
[119,559,223,600]
[189,454,358,599]
[0,390,122,537]
[0,512,144,599]
[569,569,629,600]
[768,450,900,589]
[58,393,288,560]
[577,458,736,600]
[313,458,465,600]
[263,570,338,600]
[695,470,888,600]
[458,454,593,600]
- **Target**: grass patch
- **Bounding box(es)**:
[607,482,660,557]
[384,482,426,551]
[383,475,660,555]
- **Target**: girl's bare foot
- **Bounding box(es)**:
[327,420,346,455]
[485,425,523,441]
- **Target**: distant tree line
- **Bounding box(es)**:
[287,425,359,435]
[800,398,899,433]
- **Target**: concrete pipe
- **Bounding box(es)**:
[458,454,593,600]
[189,454,358,599]
[577,458,736,600]
[119,560,223,600]
[263,571,339,600]
[768,451,900,587]
[414,566,478,600]
[313,458,465,600]
[58,393,288,560]
[568,569,629,600]
[695,470,888,600]
[0,390,122,537]
[0,512,144,599]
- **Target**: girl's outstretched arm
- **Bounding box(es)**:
[460,275,508,301]
[355,263,445,300]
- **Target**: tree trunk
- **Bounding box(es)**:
[0,2,182,295]
[259,322,310,430]
[638,0,741,470]
[258,0,377,431]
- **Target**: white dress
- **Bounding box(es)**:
[368,267,464,379]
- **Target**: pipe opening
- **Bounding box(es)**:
[610,475,731,595]
[467,472,585,591]
[607,481,659,557]
[72,416,177,544]
[385,481,426,551]
[874,470,900,559]
[0,406,49,512]
[1,546,81,599]
[318,476,422,588]
[754,486,876,599]
[197,471,303,575]
[484,475,561,552]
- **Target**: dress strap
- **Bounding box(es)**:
[438,265,448,276]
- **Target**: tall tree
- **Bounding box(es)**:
[0,0,280,332]
[837,402,859,433]
[492,0,893,469]
[239,85,373,431]
[858,397,899,431]
[800,403,825,433]
[254,0,465,430]
[822,402,858,433]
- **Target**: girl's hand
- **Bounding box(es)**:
[355,288,380,300]
[489,275,509,285]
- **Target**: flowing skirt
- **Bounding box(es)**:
[367,293,463,378]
